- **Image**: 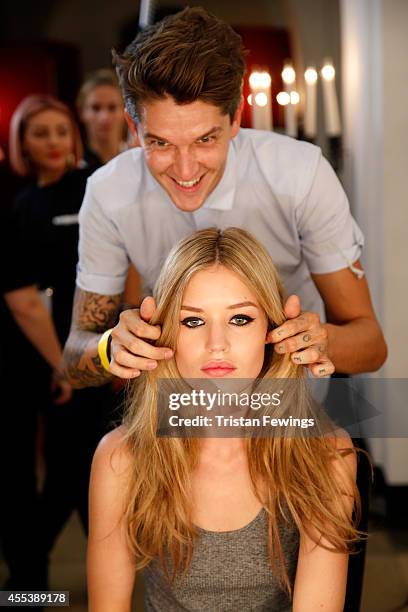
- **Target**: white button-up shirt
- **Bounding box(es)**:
[77,128,364,319]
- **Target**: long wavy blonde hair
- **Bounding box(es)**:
[122,227,363,593]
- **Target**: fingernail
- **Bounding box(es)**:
[147,361,157,369]
[164,350,173,359]
[277,345,285,353]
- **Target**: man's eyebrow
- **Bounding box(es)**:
[143,132,170,142]
[195,127,223,140]
[143,126,223,143]
[180,301,259,313]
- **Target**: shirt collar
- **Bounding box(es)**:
[200,140,237,211]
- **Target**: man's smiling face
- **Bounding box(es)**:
[135,96,241,212]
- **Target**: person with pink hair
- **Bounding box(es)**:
[4,95,117,590]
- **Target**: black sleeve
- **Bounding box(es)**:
[1,207,36,294]
[0,163,36,294]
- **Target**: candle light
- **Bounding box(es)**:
[304,66,318,139]
[290,91,300,105]
[276,91,290,106]
[249,70,273,131]
[321,59,341,136]
[281,62,297,137]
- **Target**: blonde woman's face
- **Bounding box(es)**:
[23,109,73,175]
[176,265,268,379]
[81,85,124,139]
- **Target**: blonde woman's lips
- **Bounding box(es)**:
[201,361,236,377]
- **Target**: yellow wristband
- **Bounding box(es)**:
[98,329,113,372]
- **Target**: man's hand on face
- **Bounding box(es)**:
[268,295,335,377]
[108,296,173,378]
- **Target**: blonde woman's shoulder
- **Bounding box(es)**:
[328,427,358,485]
[91,425,133,483]
[330,426,354,449]
[88,427,137,611]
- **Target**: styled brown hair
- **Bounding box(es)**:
[112,7,246,123]
[9,95,83,177]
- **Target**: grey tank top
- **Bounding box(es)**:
[144,508,299,611]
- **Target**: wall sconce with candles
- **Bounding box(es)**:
[248,69,273,131]
[280,61,298,138]
[247,58,342,171]
[303,66,318,140]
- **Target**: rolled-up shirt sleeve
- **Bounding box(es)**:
[76,178,129,295]
[295,154,364,274]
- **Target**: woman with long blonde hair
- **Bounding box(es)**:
[88,228,361,611]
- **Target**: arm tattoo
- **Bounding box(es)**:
[62,287,121,388]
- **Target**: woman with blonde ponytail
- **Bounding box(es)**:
[88,228,362,612]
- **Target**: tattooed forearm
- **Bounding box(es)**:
[74,287,119,332]
[62,287,121,388]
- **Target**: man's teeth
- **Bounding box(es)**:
[176,177,201,187]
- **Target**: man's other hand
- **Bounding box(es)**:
[268,295,335,377]
[109,296,173,378]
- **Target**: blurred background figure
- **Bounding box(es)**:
[7,95,119,589]
[76,69,141,302]
[76,68,129,169]
[0,144,70,597]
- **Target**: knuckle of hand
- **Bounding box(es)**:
[129,340,140,355]
[134,322,145,337]
[115,349,127,365]
[311,349,320,362]
[287,339,298,353]
[284,324,294,336]
[119,310,128,322]
[309,312,319,326]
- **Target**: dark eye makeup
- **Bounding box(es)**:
[180,317,205,328]
[230,314,255,326]
[180,314,255,328]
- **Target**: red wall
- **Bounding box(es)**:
[233,26,292,129]
[0,42,81,154]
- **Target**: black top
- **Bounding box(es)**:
[82,147,103,172]
[0,161,41,375]
[13,168,93,344]
[0,161,32,293]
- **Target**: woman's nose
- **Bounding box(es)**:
[205,322,229,354]
[48,133,58,145]
[48,131,62,146]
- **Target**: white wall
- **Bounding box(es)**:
[340,0,408,484]
[382,0,408,378]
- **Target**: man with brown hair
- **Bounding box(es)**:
[63,6,386,387]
